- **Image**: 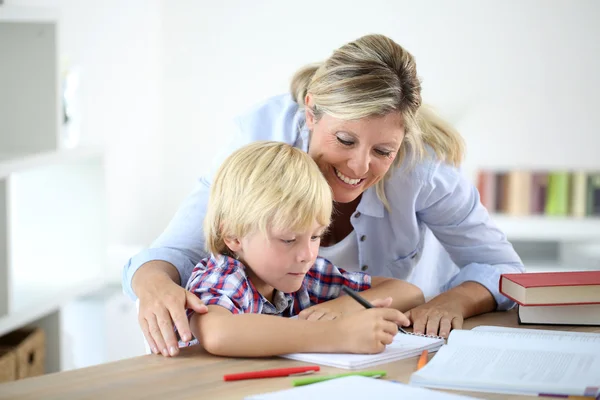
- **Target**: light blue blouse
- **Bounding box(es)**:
[122,94,524,310]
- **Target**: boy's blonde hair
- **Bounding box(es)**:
[204,141,333,256]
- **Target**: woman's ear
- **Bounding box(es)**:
[223,236,242,254]
[304,93,315,130]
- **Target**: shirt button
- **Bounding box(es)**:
[361,265,368,271]
[360,235,366,242]
[354,212,361,218]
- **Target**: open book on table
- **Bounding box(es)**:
[409,325,600,398]
[279,331,444,369]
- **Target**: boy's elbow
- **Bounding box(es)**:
[193,313,230,356]
[201,331,228,356]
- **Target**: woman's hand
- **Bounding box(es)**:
[404,301,463,338]
[136,270,208,357]
[298,297,393,321]
[405,282,497,338]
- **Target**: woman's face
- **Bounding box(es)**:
[306,103,405,204]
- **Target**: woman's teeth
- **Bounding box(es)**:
[335,169,361,185]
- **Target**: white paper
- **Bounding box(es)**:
[279,332,444,369]
[245,375,481,400]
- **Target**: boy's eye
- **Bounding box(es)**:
[310,235,322,241]
[281,239,295,244]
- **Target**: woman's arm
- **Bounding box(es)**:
[192,305,409,357]
[407,161,524,337]
[124,178,213,300]
[308,276,425,314]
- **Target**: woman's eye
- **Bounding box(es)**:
[337,137,354,146]
[375,149,393,157]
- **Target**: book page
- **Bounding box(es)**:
[411,343,600,396]
[447,326,600,353]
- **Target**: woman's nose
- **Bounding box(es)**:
[347,149,370,177]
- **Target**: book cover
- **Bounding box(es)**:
[518,303,600,326]
[587,173,600,216]
[476,170,496,212]
[529,172,548,214]
[570,171,588,217]
[500,271,600,306]
[502,270,600,288]
[505,170,531,216]
[545,172,570,216]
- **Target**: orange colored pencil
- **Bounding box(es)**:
[416,350,428,370]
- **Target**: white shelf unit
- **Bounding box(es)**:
[0,7,107,374]
[489,214,600,273]
[492,214,600,242]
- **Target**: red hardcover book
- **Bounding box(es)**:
[500,270,600,306]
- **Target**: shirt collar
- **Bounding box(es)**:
[357,187,385,218]
[210,253,294,315]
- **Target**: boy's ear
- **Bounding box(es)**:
[223,236,242,253]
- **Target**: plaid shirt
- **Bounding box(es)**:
[185,254,371,318]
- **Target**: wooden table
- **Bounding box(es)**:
[0,310,598,400]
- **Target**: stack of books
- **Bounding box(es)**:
[500,270,600,325]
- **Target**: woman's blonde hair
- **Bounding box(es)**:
[291,34,465,209]
[204,141,333,256]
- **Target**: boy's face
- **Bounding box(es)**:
[237,220,326,297]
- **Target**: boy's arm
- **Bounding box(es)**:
[191,306,338,356]
[190,305,408,357]
[315,276,425,313]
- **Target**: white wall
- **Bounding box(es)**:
[162,0,600,220]
[6,0,600,255]
[6,0,165,251]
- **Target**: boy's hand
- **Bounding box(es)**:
[333,308,410,354]
[298,296,394,321]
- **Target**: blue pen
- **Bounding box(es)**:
[341,286,409,334]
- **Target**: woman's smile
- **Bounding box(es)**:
[334,167,364,186]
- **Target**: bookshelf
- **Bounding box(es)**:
[479,169,600,274]
[0,6,107,374]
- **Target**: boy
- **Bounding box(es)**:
[186,141,425,357]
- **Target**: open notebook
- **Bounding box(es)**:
[245,375,481,400]
[410,325,600,398]
[279,331,444,369]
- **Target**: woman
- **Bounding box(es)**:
[123,34,524,357]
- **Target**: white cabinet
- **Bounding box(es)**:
[0,5,107,373]
[61,285,146,371]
